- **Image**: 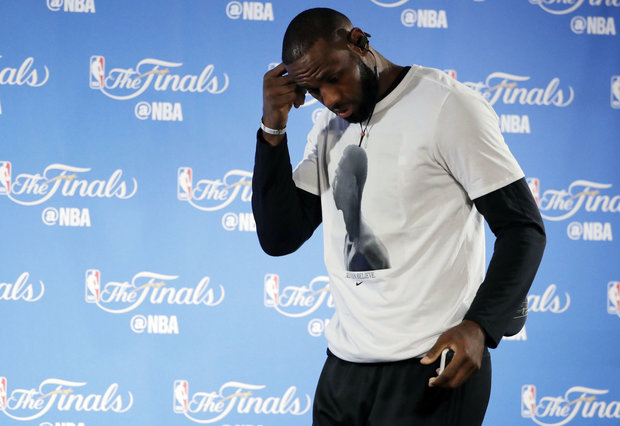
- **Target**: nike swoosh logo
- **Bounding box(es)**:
[356,281,363,286]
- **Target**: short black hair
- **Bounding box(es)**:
[282,8,353,65]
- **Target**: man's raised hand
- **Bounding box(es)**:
[261,63,306,146]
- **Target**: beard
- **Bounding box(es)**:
[344,58,379,124]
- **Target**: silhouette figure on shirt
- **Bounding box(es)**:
[332,145,390,272]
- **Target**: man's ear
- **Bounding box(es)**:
[347,27,371,53]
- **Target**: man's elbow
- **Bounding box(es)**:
[534,219,547,249]
[256,231,300,257]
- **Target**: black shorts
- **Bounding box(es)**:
[313,348,492,426]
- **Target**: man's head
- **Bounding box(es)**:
[282,8,379,123]
[282,8,354,66]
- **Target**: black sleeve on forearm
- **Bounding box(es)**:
[251,129,322,256]
[464,177,546,348]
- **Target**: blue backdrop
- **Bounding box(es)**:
[1,1,619,425]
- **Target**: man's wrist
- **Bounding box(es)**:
[461,319,489,346]
[462,319,485,337]
[258,127,286,147]
[260,119,286,135]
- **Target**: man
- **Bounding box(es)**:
[252,8,545,425]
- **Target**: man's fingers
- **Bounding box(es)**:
[264,66,296,87]
[270,91,302,108]
[429,352,478,389]
[428,351,462,387]
[264,83,302,112]
[265,62,287,77]
[423,321,485,388]
[265,80,299,97]
[420,341,447,365]
[264,77,301,102]
[439,363,477,388]
[449,363,478,388]
[265,72,296,85]
[262,63,299,133]
[263,64,302,113]
[293,87,306,108]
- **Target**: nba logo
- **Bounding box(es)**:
[607,282,620,317]
[444,69,457,80]
[0,376,6,410]
[521,385,536,418]
[90,56,105,89]
[177,167,193,201]
[173,380,188,413]
[264,274,279,307]
[526,177,540,205]
[85,269,101,303]
[611,76,620,109]
[0,161,11,195]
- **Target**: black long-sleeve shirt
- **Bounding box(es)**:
[252,131,546,348]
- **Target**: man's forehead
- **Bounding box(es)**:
[285,38,350,82]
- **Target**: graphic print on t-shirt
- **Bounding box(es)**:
[332,145,391,272]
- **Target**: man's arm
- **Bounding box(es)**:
[252,131,322,256]
[252,62,321,254]
[421,177,546,388]
[466,177,546,346]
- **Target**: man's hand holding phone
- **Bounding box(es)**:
[261,63,306,146]
[420,320,485,389]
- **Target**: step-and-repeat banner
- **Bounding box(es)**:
[1,1,619,425]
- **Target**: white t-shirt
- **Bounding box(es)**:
[292,65,524,362]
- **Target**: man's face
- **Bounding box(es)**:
[286,38,378,123]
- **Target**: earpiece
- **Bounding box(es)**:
[349,29,372,51]
[357,32,371,51]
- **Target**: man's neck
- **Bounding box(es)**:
[373,52,406,101]
[378,63,409,102]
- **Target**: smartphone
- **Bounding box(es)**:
[438,349,454,375]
